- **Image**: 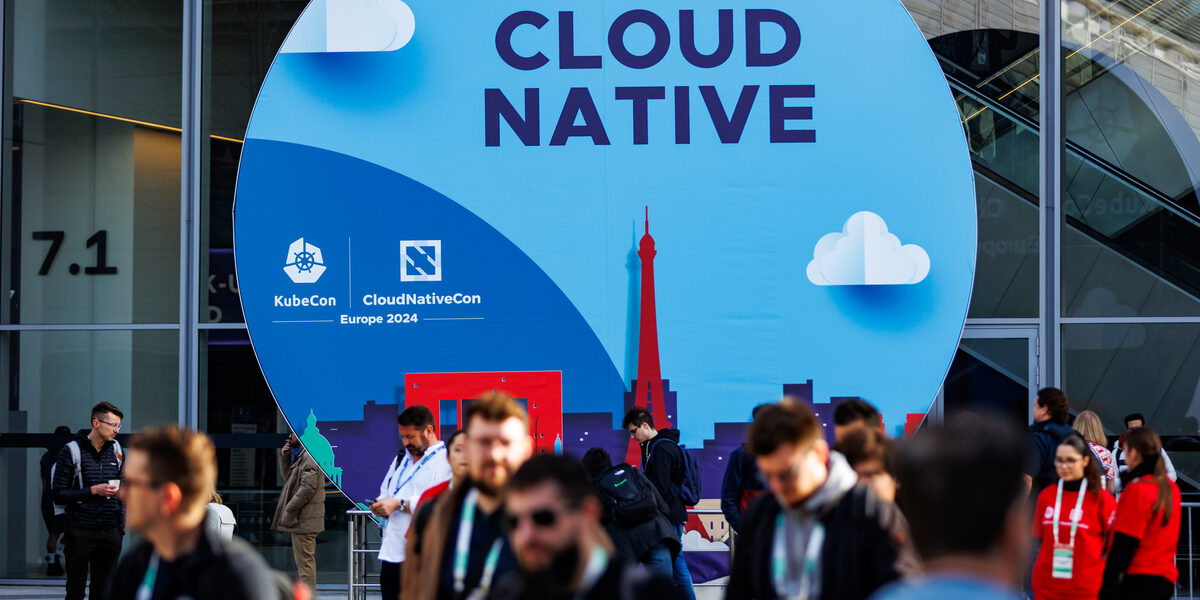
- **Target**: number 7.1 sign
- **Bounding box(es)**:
[30,230,119,276]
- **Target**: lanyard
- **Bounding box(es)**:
[1052,477,1088,547]
[572,546,609,600]
[136,554,160,600]
[388,443,445,497]
[453,487,505,596]
[773,512,824,600]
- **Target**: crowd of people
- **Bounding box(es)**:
[43,387,1187,600]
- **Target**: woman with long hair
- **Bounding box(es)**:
[1100,427,1181,600]
[1032,434,1116,600]
[1074,410,1117,492]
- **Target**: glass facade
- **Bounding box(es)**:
[2,0,1198,586]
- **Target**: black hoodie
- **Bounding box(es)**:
[640,429,687,524]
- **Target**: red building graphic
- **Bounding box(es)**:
[403,371,563,456]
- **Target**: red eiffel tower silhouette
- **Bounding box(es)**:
[626,207,671,468]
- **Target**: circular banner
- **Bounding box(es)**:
[234,0,977,505]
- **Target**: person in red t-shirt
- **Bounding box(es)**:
[1032,434,1116,600]
[1100,426,1181,600]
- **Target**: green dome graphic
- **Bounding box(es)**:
[300,410,343,487]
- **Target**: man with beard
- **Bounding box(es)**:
[372,406,451,600]
[489,455,680,600]
[402,392,532,600]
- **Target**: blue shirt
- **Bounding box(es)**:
[870,575,1023,600]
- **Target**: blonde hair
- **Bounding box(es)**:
[1073,410,1107,448]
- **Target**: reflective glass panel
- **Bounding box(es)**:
[0,329,179,578]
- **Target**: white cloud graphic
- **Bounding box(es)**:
[806,211,930,286]
[281,0,415,54]
[681,529,730,552]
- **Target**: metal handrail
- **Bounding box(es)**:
[347,509,381,600]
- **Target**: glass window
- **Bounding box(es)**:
[200,329,353,584]
[2,1,183,324]
[1060,1,1200,317]
[913,19,1041,318]
[942,334,1036,426]
[1063,322,1200,486]
[0,329,178,578]
[202,1,308,324]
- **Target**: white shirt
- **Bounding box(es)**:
[377,441,451,562]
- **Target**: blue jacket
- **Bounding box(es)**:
[720,444,767,532]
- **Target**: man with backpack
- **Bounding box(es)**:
[623,407,697,600]
[581,447,681,581]
[51,402,126,600]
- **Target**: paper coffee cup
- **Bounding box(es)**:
[108,479,120,489]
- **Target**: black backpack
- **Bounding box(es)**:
[596,464,660,528]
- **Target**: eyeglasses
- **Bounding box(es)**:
[759,461,805,486]
[503,508,561,531]
[96,419,121,430]
[122,476,160,490]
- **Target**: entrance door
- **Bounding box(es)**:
[931,326,1039,428]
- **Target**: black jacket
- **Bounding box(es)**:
[726,467,920,600]
[489,555,680,600]
[110,515,280,600]
[640,429,687,524]
[595,464,681,563]
[1027,420,1076,495]
[51,430,124,530]
[721,443,767,532]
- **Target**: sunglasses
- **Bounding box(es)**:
[503,508,561,531]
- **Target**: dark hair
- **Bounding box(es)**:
[91,401,124,422]
[833,428,894,473]
[1036,388,1069,425]
[751,404,769,420]
[1058,434,1103,501]
[464,392,529,431]
[126,426,216,512]
[833,398,881,427]
[1124,427,1173,526]
[581,447,613,481]
[622,407,654,431]
[747,399,821,457]
[893,413,1027,561]
[397,405,435,429]
[445,429,466,447]
[506,455,594,508]
[1123,413,1145,427]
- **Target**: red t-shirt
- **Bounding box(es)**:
[1110,475,1181,582]
[1031,482,1116,600]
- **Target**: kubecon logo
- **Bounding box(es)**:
[284,238,327,283]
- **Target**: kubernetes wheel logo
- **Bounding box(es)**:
[284,238,327,284]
